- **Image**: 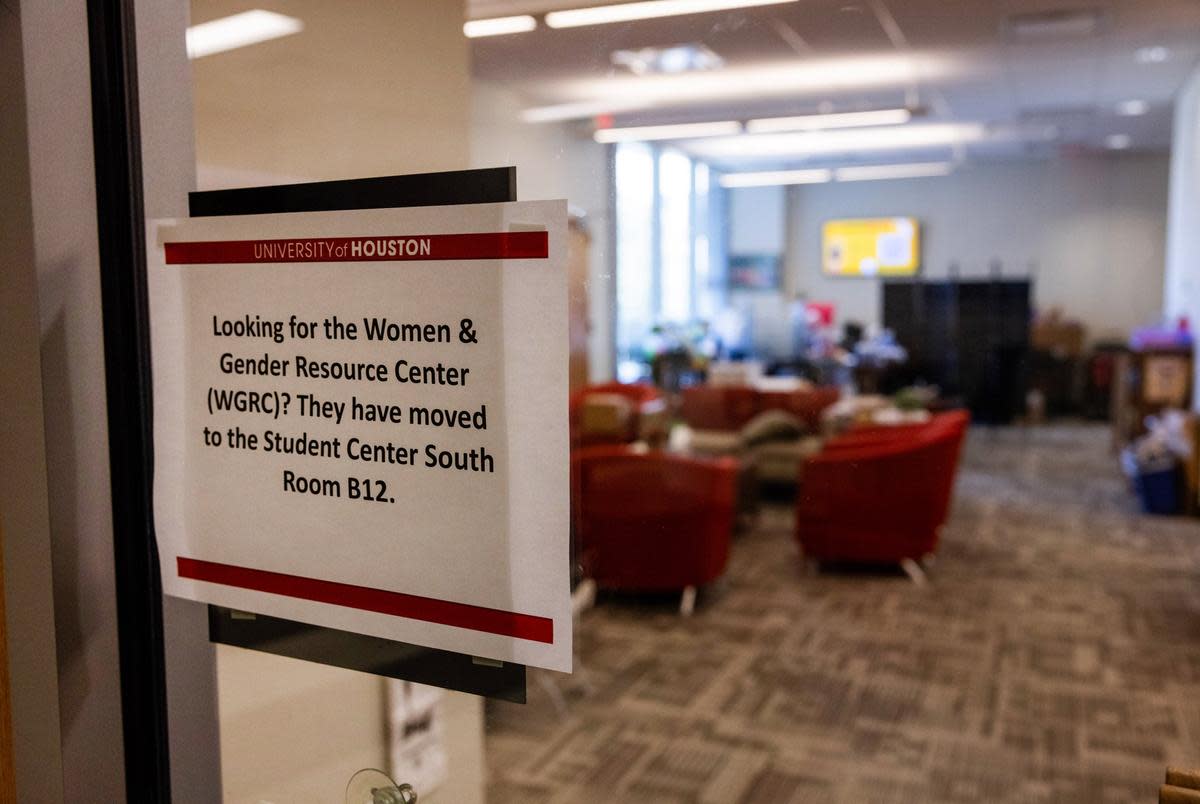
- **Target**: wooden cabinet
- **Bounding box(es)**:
[1111,348,1198,515]
[1110,348,1194,448]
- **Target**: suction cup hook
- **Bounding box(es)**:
[345,769,417,804]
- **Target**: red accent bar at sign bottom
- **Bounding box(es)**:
[177,557,553,644]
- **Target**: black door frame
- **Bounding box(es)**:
[86,0,172,799]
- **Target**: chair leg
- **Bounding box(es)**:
[680,585,697,617]
[900,558,928,586]
[571,578,597,616]
[566,578,597,697]
[573,660,597,696]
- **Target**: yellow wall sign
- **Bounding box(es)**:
[822,217,920,276]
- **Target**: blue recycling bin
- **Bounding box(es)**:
[1134,465,1180,515]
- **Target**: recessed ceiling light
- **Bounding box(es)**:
[746,108,912,134]
[1105,134,1132,150]
[464,15,537,38]
[1115,99,1149,117]
[719,169,832,188]
[594,120,742,143]
[1135,45,1171,64]
[834,162,955,182]
[185,10,303,59]
[612,43,724,75]
[546,0,798,29]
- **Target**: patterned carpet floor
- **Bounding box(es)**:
[485,424,1200,803]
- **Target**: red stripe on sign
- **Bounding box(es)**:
[164,231,548,264]
[177,557,553,644]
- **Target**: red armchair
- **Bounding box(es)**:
[573,381,661,408]
[679,385,841,486]
[572,445,738,613]
[824,410,969,452]
[757,386,842,431]
[569,382,669,446]
[678,385,760,431]
[679,385,841,432]
[795,418,967,578]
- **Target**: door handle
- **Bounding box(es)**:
[346,768,417,804]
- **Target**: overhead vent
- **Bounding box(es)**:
[1004,8,1107,43]
[1017,105,1096,142]
[1018,105,1095,125]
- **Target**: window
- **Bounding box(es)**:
[658,148,693,323]
[614,143,722,369]
[614,142,655,362]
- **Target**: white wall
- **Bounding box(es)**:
[193,0,470,180]
[217,651,387,803]
[1164,66,1200,410]
[778,155,1170,343]
[728,185,786,254]
[0,2,68,798]
[471,82,577,204]
[470,82,614,380]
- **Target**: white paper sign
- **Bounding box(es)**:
[147,201,571,671]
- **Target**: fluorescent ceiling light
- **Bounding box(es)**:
[522,53,950,122]
[1115,99,1149,117]
[595,120,742,143]
[522,99,653,123]
[186,10,303,59]
[685,123,983,159]
[1105,134,1132,150]
[1135,45,1171,64]
[546,0,797,29]
[834,162,954,182]
[746,108,912,134]
[464,15,537,38]
[719,169,832,188]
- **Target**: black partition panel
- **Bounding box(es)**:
[208,607,526,701]
[191,168,526,703]
[883,279,1031,424]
